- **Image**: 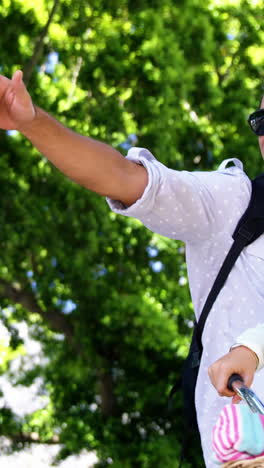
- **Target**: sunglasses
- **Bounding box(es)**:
[248,109,264,136]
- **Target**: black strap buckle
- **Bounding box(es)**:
[237,225,254,242]
[191,351,201,368]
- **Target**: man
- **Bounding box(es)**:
[0,70,264,467]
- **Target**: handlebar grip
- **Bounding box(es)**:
[227,373,244,391]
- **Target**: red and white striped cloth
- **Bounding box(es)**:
[213,404,264,464]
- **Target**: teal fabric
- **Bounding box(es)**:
[237,405,264,455]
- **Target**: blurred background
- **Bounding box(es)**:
[0,0,263,466]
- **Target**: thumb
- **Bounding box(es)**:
[5,70,26,108]
[232,372,254,404]
[12,70,27,96]
[12,70,23,84]
[242,372,254,388]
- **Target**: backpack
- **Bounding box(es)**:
[169,173,264,464]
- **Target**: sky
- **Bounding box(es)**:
[0,321,98,467]
[0,445,97,468]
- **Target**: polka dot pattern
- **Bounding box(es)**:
[107,148,264,468]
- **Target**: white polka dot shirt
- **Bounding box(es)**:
[107,147,264,468]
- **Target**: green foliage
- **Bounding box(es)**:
[0,0,263,466]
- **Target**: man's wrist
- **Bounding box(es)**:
[230,344,259,370]
[18,105,40,136]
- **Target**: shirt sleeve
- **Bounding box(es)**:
[232,324,264,371]
[106,147,251,243]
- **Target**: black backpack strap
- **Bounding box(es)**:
[233,174,264,244]
[196,173,264,347]
[195,229,251,348]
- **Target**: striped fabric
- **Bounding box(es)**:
[213,404,264,464]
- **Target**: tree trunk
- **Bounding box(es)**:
[99,369,119,417]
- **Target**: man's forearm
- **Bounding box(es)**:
[21,106,147,206]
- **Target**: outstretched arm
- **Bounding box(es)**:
[0,71,147,206]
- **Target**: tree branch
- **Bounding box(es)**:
[98,368,119,417]
[68,56,83,103]
[216,48,241,86]
[11,431,59,445]
[23,0,60,86]
[0,279,74,341]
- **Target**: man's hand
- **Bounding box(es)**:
[208,346,258,404]
[0,70,35,131]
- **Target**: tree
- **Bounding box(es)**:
[0,0,263,466]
